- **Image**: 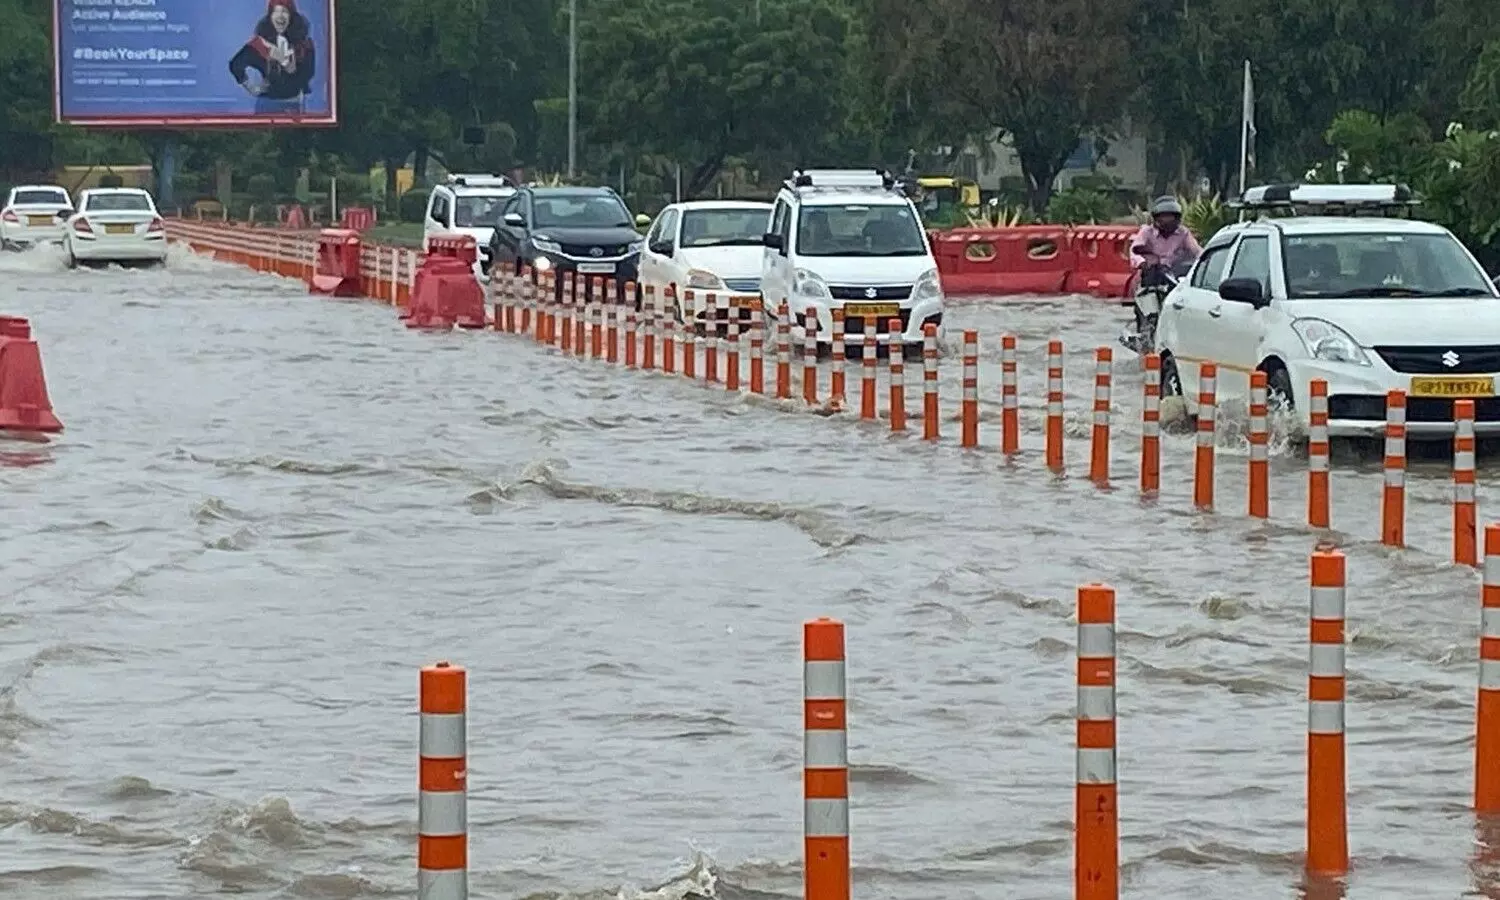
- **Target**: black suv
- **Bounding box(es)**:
[488,186,649,295]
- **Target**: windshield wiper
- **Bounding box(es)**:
[1406,287,1494,296]
[1305,286,1494,298]
[688,238,762,247]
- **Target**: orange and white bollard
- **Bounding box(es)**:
[642,288,657,371]
[681,291,698,379]
[539,271,555,345]
[419,661,467,900]
[589,278,604,358]
[1455,400,1478,566]
[705,294,721,383]
[624,306,638,369]
[1140,353,1160,494]
[888,320,906,433]
[749,303,765,395]
[776,302,792,400]
[560,277,575,353]
[1090,348,1112,484]
[1000,334,1018,456]
[1475,525,1500,811]
[573,278,587,358]
[1194,363,1216,510]
[605,289,619,365]
[803,307,819,405]
[804,618,850,900]
[661,286,678,375]
[1248,371,1269,518]
[1306,548,1348,877]
[860,329,877,421]
[922,323,939,441]
[725,314,741,392]
[1383,390,1407,547]
[1308,379,1330,528]
[1075,583,1118,900]
[961,330,979,448]
[1046,339,1064,472]
[830,309,847,408]
[519,265,533,338]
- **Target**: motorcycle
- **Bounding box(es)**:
[1120,251,1195,355]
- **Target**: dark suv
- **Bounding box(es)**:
[488,186,649,295]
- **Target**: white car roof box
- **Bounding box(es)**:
[787,168,897,192]
[447,173,512,188]
[1233,182,1419,215]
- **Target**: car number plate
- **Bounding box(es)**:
[845,302,898,317]
[1409,376,1496,397]
[27,215,53,226]
[105,223,135,235]
[729,295,761,309]
[575,262,615,274]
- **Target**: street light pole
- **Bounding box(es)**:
[567,0,578,178]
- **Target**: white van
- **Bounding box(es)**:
[761,169,945,352]
[423,173,516,279]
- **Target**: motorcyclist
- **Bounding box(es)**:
[1121,196,1201,353]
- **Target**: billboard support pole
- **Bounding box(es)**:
[159,139,177,209]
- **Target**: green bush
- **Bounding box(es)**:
[400,187,431,223]
[1043,186,1118,225]
[246,173,277,203]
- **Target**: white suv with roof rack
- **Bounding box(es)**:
[761,168,945,354]
[424,173,516,280]
[1156,182,1500,438]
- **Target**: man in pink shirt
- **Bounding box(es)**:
[1131,196,1202,272]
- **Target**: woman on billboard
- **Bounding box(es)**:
[228,1,316,115]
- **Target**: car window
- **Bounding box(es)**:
[84,193,151,212]
[680,208,770,247]
[453,194,507,227]
[1190,242,1236,290]
[769,199,788,239]
[1282,231,1496,298]
[795,203,926,257]
[1226,236,1271,293]
[532,194,631,229]
[13,188,69,206]
[656,209,679,246]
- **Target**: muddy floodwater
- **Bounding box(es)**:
[2,245,1497,899]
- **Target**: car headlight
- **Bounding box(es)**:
[532,255,553,271]
[686,268,724,290]
[912,267,943,301]
[793,268,830,301]
[628,239,644,254]
[1291,318,1371,366]
[532,237,561,254]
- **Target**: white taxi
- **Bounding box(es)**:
[1156,183,1500,438]
[423,173,516,280]
[638,200,772,327]
[1,184,73,249]
[63,188,169,268]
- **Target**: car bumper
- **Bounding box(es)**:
[2,222,65,245]
[531,251,640,284]
[1286,358,1500,438]
[785,296,947,345]
[71,234,168,262]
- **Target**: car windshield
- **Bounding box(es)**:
[85,193,151,212]
[453,194,508,227]
[679,208,769,247]
[796,203,927,257]
[533,195,631,229]
[1283,232,1496,298]
[14,189,68,206]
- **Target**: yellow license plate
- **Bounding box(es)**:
[1410,376,1496,397]
[845,302,898,317]
[105,223,135,235]
[729,296,760,309]
[27,215,52,226]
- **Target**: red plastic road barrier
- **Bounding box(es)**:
[310,229,362,297]
[340,207,376,231]
[932,225,1138,299]
[0,317,64,434]
[407,256,486,330]
[1064,227,1137,300]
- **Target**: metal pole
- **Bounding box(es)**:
[567,0,578,179]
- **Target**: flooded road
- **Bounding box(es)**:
[1,246,1495,899]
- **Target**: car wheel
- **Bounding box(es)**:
[1266,366,1294,412]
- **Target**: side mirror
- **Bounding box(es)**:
[634,213,651,228]
[1219,277,1269,307]
[649,240,673,256]
[762,232,784,251]
[503,212,524,227]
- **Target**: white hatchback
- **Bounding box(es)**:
[1,184,73,249]
[639,200,771,326]
[63,188,169,268]
[1156,183,1500,438]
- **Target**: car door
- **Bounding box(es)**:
[640,207,679,299]
[1203,232,1275,401]
[423,190,448,250]
[763,198,791,312]
[1163,236,1238,399]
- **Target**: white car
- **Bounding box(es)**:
[1156,182,1500,439]
[63,188,169,268]
[761,169,945,353]
[639,200,772,328]
[1,184,74,250]
[423,173,516,280]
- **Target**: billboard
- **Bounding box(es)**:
[53,0,337,127]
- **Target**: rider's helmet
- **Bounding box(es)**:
[1150,196,1183,230]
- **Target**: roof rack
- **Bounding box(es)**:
[785,168,899,193]
[1231,182,1419,216]
[447,173,513,189]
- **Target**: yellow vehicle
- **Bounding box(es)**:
[914,176,981,226]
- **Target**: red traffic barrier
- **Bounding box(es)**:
[426,234,479,267]
[309,229,362,297]
[406,256,486,330]
[1065,226,1137,301]
[340,207,376,232]
[934,226,1074,296]
[0,317,64,435]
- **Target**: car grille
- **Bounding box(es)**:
[1373,345,1500,374]
[1329,394,1500,422]
[723,278,760,293]
[828,284,912,301]
[559,242,633,258]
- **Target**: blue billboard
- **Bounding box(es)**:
[53,0,337,127]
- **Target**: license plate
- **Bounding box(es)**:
[575,262,615,274]
[729,296,760,309]
[1410,376,1496,397]
[844,302,898,317]
[105,224,135,235]
[27,215,52,226]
